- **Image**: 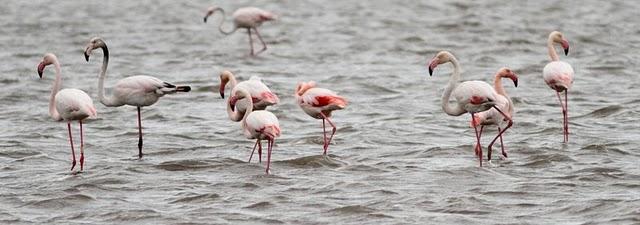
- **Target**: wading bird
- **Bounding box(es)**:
[471,67,518,161]
[84,37,191,159]
[219,70,279,121]
[203,6,277,56]
[543,31,574,143]
[37,53,97,171]
[428,51,513,167]
[295,81,347,155]
[228,88,280,174]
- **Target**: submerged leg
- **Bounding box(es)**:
[258,140,263,163]
[67,122,77,171]
[498,127,507,158]
[265,138,274,174]
[320,112,337,156]
[80,120,85,171]
[556,91,567,143]
[253,28,268,55]
[248,139,260,163]
[322,118,328,152]
[137,106,143,159]
[247,28,255,56]
[471,113,482,167]
[487,106,513,161]
[564,91,569,142]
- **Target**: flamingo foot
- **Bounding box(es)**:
[71,159,76,171]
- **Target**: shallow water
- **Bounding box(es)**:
[1,0,639,224]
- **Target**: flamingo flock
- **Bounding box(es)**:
[33,4,576,173]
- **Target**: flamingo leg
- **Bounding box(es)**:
[137,106,143,159]
[258,140,263,163]
[253,28,268,55]
[471,113,482,167]
[67,122,77,171]
[322,118,328,152]
[498,126,507,158]
[487,106,513,161]
[79,120,85,171]
[247,28,255,56]
[265,138,274,174]
[564,91,569,142]
[320,112,337,156]
[248,139,259,163]
[556,91,568,143]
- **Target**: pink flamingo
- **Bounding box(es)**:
[37,53,97,171]
[203,6,277,56]
[295,81,347,155]
[471,67,518,161]
[219,70,279,121]
[228,88,280,174]
[84,37,191,159]
[543,31,574,143]
[428,51,513,167]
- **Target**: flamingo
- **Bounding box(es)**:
[228,87,280,174]
[203,6,277,56]
[37,53,97,171]
[295,81,347,155]
[83,37,191,159]
[427,51,513,167]
[543,31,574,143]
[470,67,518,161]
[219,70,279,121]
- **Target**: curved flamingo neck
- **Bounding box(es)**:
[494,73,507,97]
[49,59,62,121]
[441,56,466,116]
[227,88,253,123]
[547,37,559,61]
[214,8,238,35]
[96,44,120,106]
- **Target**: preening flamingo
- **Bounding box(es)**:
[471,67,518,161]
[84,37,191,159]
[228,88,280,174]
[219,70,279,121]
[427,51,513,167]
[37,53,97,171]
[203,6,277,56]
[295,81,347,155]
[543,31,574,143]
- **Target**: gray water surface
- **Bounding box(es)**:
[1,0,639,224]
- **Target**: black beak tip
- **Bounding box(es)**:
[220,92,225,99]
[428,68,433,76]
[564,48,569,56]
[203,17,208,23]
[38,70,43,78]
[514,80,518,87]
[84,52,90,62]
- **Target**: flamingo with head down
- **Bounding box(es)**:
[203,6,277,56]
[228,87,280,174]
[427,51,513,167]
[295,81,347,155]
[543,31,574,143]
[218,70,279,122]
[37,53,97,171]
[471,67,518,161]
[84,37,191,159]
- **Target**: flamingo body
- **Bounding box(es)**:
[296,81,347,155]
[244,110,281,140]
[111,75,190,107]
[232,7,277,29]
[55,89,97,121]
[543,61,574,91]
[452,81,498,114]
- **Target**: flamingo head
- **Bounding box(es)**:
[550,31,569,56]
[497,67,518,87]
[84,37,106,62]
[203,6,220,23]
[295,81,317,96]
[428,51,454,76]
[219,70,234,98]
[37,53,57,78]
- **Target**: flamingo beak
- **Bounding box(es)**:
[219,79,228,99]
[37,62,45,78]
[561,39,569,56]
[510,73,518,87]
[84,45,92,62]
[228,96,238,111]
[203,8,215,23]
[428,59,438,76]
